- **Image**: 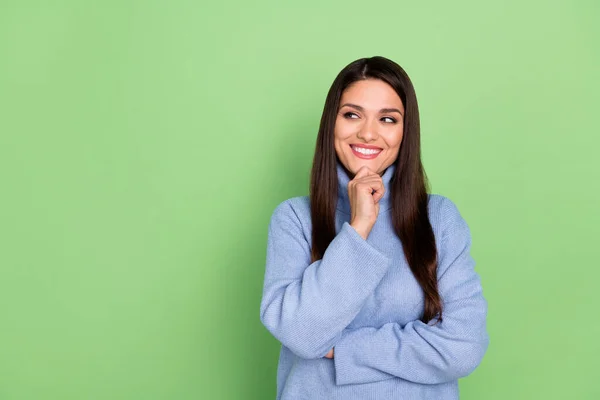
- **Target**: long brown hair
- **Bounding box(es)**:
[309,56,442,324]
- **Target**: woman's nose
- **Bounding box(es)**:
[357,118,379,141]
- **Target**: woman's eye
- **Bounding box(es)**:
[343,112,396,123]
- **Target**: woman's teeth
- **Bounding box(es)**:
[352,146,381,155]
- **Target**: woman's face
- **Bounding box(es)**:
[334,78,404,177]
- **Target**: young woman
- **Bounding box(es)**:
[260,56,489,399]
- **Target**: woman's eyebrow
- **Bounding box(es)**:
[340,103,403,116]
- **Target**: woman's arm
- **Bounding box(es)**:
[260,199,393,359]
[332,197,489,385]
[324,348,334,358]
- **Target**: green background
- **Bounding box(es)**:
[1,1,598,399]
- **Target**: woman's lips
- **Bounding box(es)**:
[350,144,382,159]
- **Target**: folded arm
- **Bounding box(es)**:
[333,197,489,385]
[260,200,392,359]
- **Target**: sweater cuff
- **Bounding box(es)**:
[338,221,392,275]
[333,327,395,385]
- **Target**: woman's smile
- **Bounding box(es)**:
[350,144,383,159]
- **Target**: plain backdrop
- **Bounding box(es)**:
[1,1,599,399]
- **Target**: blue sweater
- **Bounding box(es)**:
[260,160,489,399]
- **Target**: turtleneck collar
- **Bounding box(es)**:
[336,158,397,215]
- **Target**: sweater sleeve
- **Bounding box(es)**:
[333,197,489,385]
[259,199,393,359]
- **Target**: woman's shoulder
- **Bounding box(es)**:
[272,194,463,221]
[427,193,458,218]
[271,195,310,213]
[427,193,471,242]
[269,196,311,228]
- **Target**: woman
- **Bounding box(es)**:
[260,56,489,399]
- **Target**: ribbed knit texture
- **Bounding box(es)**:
[260,159,489,399]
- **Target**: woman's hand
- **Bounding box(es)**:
[348,165,385,240]
[324,348,334,359]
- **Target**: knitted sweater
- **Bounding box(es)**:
[260,159,489,399]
